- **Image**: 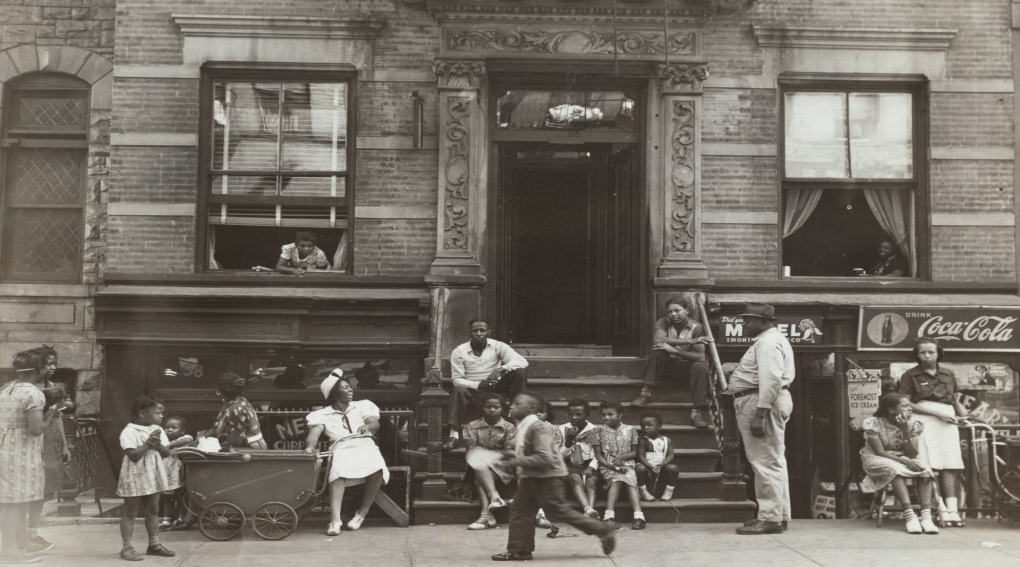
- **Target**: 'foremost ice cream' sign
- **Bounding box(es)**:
[859,306,1020,351]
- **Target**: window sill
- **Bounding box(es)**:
[104,272,425,288]
[0,283,90,298]
[712,279,1019,294]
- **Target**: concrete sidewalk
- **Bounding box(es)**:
[23,518,1020,567]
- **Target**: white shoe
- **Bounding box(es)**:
[326,522,342,536]
[488,495,507,510]
[347,513,364,531]
[536,512,552,529]
[661,486,675,501]
[919,516,939,534]
[468,516,496,530]
[639,487,656,502]
[905,516,922,534]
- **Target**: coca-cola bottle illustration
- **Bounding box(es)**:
[881,314,894,344]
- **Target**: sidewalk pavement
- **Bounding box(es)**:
[22,518,1020,567]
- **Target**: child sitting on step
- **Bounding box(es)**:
[593,400,645,530]
[463,393,517,531]
[636,412,680,501]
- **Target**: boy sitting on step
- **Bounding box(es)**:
[636,412,680,501]
[555,399,601,518]
[463,393,517,531]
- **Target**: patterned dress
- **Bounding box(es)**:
[163,435,193,491]
[214,396,263,448]
[463,417,516,485]
[860,416,933,493]
[279,243,330,270]
[117,423,172,498]
[0,381,46,503]
[593,423,639,489]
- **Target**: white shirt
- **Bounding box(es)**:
[558,421,598,470]
[306,400,381,443]
[728,327,796,409]
[450,339,529,389]
[120,423,169,450]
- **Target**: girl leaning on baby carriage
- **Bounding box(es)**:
[861,393,938,535]
[116,396,176,561]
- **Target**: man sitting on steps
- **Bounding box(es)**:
[445,319,529,450]
[631,296,713,429]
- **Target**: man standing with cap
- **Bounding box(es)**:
[729,303,795,535]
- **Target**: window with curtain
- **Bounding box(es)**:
[1,74,89,282]
[780,81,924,278]
[200,66,355,273]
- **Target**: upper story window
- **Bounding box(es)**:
[780,78,927,279]
[1,74,89,282]
[199,64,356,274]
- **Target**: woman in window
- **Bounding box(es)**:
[303,369,388,535]
[862,240,908,277]
[201,373,268,451]
[897,337,969,527]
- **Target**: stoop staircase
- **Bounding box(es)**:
[412,292,755,526]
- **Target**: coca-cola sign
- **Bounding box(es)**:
[859,306,1020,351]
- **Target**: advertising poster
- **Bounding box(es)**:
[890,362,1018,424]
[719,315,824,345]
[859,306,1020,351]
[848,380,881,429]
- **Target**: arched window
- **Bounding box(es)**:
[1,73,89,282]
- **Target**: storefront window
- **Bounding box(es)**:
[246,356,417,393]
[156,353,232,390]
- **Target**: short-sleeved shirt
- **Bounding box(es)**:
[898,365,957,405]
[306,400,380,443]
[869,254,909,276]
[652,317,705,359]
[120,423,170,450]
[214,396,263,447]
[280,243,330,270]
[862,416,923,453]
[462,417,516,451]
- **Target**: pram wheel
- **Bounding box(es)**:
[199,502,245,541]
[252,502,298,540]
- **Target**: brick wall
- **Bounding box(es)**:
[106,215,195,273]
[701,224,779,280]
[356,149,438,208]
[112,78,199,134]
[931,160,1014,214]
[702,88,777,145]
[932,227,1017,282]
[702,156,778,212]
[110,147,197,203]
[353,218,436,276]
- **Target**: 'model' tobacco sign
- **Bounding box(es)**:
[859,306,1020,351]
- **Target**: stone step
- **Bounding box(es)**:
[524,357,646,379]
[546,400,695,425]
[527,377,691,402]
[414,471,725,500]
[411,447,720,473]
[514,344,614,358]
[412,497,755,525]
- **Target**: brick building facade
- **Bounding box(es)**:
[3,0,1020,520]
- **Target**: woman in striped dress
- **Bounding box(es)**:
[0,350,61,564]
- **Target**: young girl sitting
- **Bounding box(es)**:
[117,397,175,561]
[861,393,937,535]
[593,400,645,530]
[159,416,193,530]
[636,412,680,501]
[463,393,517,531]
[275,231,330,275]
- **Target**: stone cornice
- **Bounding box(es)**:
[425,0,722,25]
[171,14,386,40]
[752,25,958,51]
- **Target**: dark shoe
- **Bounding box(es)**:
[119,547,143,562]
[631,394,651,407]
[631,518,646,530]
[26,536,53,554]
[491,551,534,561]
[443,438,459,451]
[690,411,710,429]
[146,544,176,557]
[598,533,616,556]
[742,518,788,531]
[736,520,784,535]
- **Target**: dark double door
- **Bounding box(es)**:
[494,143,643,355]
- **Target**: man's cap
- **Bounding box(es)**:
[738,302,777,320]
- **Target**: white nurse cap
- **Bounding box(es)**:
[319,368,344,400]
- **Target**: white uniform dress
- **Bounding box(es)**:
[306,400,390,485]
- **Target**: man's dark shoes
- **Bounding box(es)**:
[146,544,175,557]
[690,410,710,429]
[741,518,787,531]
[599,532,616,556]
[631,517,646,530]
[491,551,533,562]
[736,520,784,535]
[630,394,651,407]
[443,438,459,451]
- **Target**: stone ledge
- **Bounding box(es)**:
[752,25,958,51]
[171,14,385,40]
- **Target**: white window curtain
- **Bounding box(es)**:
[331,231,349,272]
[208,225,222,270]
[782,187,824,238]
[863,188,913,271]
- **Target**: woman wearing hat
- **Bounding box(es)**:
[202,373,267,450]
[304,369,389,535]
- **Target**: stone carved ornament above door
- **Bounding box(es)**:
[448,29,695,56]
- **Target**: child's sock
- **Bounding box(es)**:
[662,485,675,500]
[945,497,959,513]
[603,510,615,520]
[122,540,134,551]
[27,527,39,537]
[639,387,652,397]
[633,511,645,520]
[448,430,460,440]
[148,535,160,547]
[903,508,918,521]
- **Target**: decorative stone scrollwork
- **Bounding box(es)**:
[669,101,696,254]
[448,29,694,56]
[433,59,486,88]
[657,63,709,92]
[443,98,471,250]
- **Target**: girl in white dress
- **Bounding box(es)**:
[116,397,175,561]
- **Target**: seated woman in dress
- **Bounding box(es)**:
[201,373,268,450]
[897,337,969,527]
[860,240,909,277]
[861,393,937,534]
[304,369,389,536]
